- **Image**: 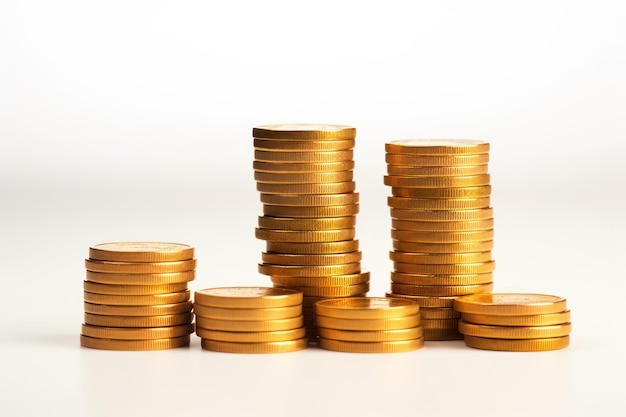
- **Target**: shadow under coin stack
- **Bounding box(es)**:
[253,124,370,342]
[194,287,308,353]
[81,242,196,350]
[315,297,424,353]
[454,293,571,351]
[384,140,495,341]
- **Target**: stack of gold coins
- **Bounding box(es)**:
[194,287,308,353]
[454,293,571,351]
[384,140,494,341]
[253,124,370,341]
[315,297,424,353]
[80,242,196,350]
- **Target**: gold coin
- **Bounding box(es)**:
[305,295,368,308]
[384,174,490,188]
[262,251,362,266]
[255,170,354,184]
[83,312,193,328]
[392,240,494,254]
[193,304,302,320]
[253,124,356,140]
[254,138,355,151]
[385,139,489,155]
[194,287,302,308]
[83,301,193,316]
[263,204,359,218]
[388,197,490,210]
[424,328,463,341]
[387,165,488,176]
[266,240,359,254]
[85,271,195,285]
[253,160,355,173]
[458,321,572,339]
[393,261,496,275]
[83,290,190,306]
[83,281,188,295]
[197,327,306,343]
[391,229,494,243]
[315,315,419,331]
[200,337,308,353]
[84,259,196,274]
[256,228,356,242]
[270,272,370,287]
[258,216,356,231]
[391,219,494,232]
[80,334,190,350]
[81,323,194,340]
[276,283,369,298]
[391,186,492,199]
[391,272,494,286]
[317,337,424,353]
[259,262,361,277]
[314,297,419,319]
[317,327,423,342]
[390,251,493,264]
[260,193,359,206]
[464,335,570,351]
[390,208,494,221]
[257,181,356,195]
[89,242,194,262]
[421,318,460,329]
[386,153,489,166]
[391,282,493,297]
[386,292,456,308]
[453,293,568,316]
[461,310,572,326]
[419,307,461,319]
[196,316,304,332]
[255,149,353,163]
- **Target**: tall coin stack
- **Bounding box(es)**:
[81,242,196,350]
[454,293,571,351]
[384,140,495,341]
[194,287,308,353]
[315,297,424,353]
[253,124,370,341]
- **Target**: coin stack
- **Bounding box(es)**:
[454,293,571,351]
[384,140,494,341]
[80,242,196,350]
[253,124,370,341]
[315,297,424,353]
[194,287,308,353]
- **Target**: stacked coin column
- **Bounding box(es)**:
[315,297,424,353]
[194,287,307,353]
[384,140,495,341]
[454,293,571,351]
[81,242,196,350]
[253,124,370,341]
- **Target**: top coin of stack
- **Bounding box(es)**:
[384,140,494,341]
[454,293,571,351]
[80,242,196,350]
[315,297,424,353]
[253,125,370,340]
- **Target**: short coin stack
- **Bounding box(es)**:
[454,293,571,351]
[384,140,495,340]
[253,124,370,341]
[81,242,196,350]
[194,287,308,353]
[315,297,424,353]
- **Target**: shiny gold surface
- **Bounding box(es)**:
[463,335,570,351]
[194,287,302,308]
[88,242,194,262]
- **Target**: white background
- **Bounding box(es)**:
[1,1,625,416]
